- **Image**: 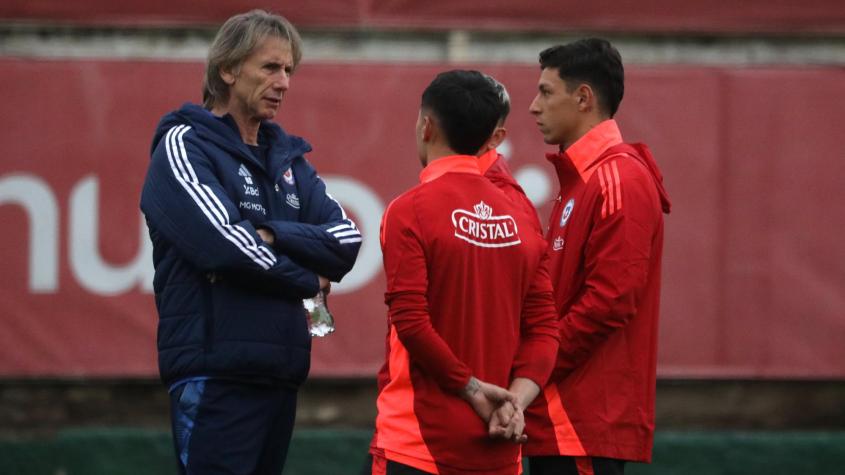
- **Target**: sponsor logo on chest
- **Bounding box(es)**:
[237,164,264,212]
[238,165,260,197]
[243,184,260,197]
[285,193,300,209]
[238,164,253,184]
[239,201,266,215]
[451,201,521,248]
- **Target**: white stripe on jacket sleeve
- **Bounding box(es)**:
[164,125,276,270]
[174,127,276,264]
[324,192,361,246]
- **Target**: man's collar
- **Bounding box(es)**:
[565,119,623,177]
[476,149,499,174]
[419,155,482,183]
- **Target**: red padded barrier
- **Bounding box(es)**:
[0,59,843,378]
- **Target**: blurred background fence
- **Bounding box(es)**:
[1,1,844,473]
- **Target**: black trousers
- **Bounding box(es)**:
[386,460,434,474]
[367,453,623,475]
[170,379,297,475]
[529,456,625,475]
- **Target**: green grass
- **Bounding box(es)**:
[1,429,843,474]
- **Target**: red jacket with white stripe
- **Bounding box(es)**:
[523,120,671,462]
[373,155,559,474]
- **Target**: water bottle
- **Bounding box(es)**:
[303,289,335,337]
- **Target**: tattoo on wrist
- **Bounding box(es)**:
[464,377,480,397]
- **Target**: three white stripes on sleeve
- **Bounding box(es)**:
[165,124,277,270]
[327,223,363,245]
[164,124,361,274]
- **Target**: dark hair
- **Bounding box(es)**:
[421,70,501,155]
[539,38,624,117]
[484,74,510,124]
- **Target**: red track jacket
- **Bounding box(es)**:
[478,149,542,234]
[373,155,559,474]
[523,120,671,462]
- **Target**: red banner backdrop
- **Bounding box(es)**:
[0,58,843,378]
[1,0,843,33]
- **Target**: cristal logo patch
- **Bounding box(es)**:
[451,201,521,248]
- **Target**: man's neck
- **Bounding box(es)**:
[423,143,466,167]
[211,104,261,145]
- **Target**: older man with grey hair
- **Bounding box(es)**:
[140,9,361,474]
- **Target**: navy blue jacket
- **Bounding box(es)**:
[140,103,361,387]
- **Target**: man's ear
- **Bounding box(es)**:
[575,84,595,112]
[220,66,237,86]
[479,126,507,154]
[421,115,434,142]
[489,126,507,151]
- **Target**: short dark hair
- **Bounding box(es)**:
[539,38,624,117]
[421,70,501,155]
[484,74,510,125]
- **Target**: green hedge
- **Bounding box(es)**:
[1,429,843,474]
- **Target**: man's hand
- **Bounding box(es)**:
[486,377,541,443]
[257,229,329,293]
[489,401,527,444]
[256,228,275,245]
[460,377,517,423]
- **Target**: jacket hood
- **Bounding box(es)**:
[627,143,671,214]
[151,103,312,171]
[484,154,525,189]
